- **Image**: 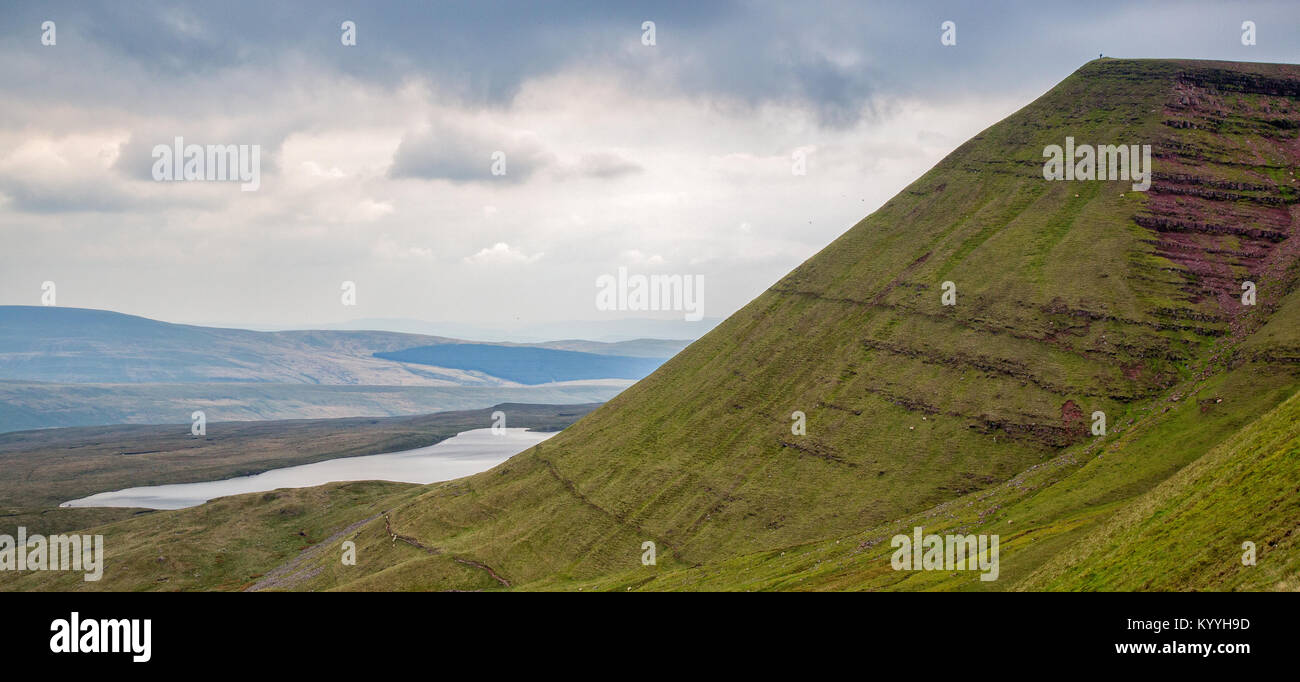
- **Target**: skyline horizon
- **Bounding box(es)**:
[0,302,722,342]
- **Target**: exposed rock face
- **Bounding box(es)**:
[1143,68,1300,315]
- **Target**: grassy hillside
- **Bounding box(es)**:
[9,59,1299,592]
[0,480,426,592]
[1020,386,1300,591]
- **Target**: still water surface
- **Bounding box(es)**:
[61,428,553,510]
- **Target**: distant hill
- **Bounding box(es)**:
[245,316,722,343]
[0,306,687,385]
[0,306,686,432]
[376,344,666,384]
[0,380,628,434]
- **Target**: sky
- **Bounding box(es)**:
[1,0,1297,333]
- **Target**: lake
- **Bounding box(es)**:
[60,427,554,510]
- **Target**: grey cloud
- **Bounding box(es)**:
[0,166,226,215]
[6,1,1300,131]
[389,122,554,183]
[113,128,284,183]
[0,175,139,214]
[5,0,1300,327]
[571,152,644,179]
[0,1,733,108]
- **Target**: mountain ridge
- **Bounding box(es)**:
[0,305,687,385]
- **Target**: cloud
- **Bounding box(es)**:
[6,0,1299,328]
[0,132,154,213]
[569,151,644,179]
[463,242,544,265]
[6,1,1300,134]
[620,249,666,266]
[112,124,286,184]
[373,235,434,261]
[389,120,555,184]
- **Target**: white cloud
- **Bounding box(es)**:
[561,151,643,179]
[372,236,434,261]
[620,249,666,266]
[464,242,544,265]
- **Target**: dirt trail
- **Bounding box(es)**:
[538,454,685,564]
[245,511,515,590]
[382,512,512,587]
[244,514,379,592]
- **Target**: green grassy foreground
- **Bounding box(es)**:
[5,59,1299,592]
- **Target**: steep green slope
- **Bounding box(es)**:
[1021,385,1300,591]
[564,357,1297,591]
[9,59,1299,592]
[282,59,1300,591]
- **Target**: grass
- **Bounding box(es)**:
[1021,383,1300,591]
[0,480,424,592]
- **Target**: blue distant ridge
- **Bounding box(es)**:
[376,344,664,384]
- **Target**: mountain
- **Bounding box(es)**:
[234,317,722,343]
[375,344,665,384]
[0,305,465,385]
[10,59,1300,592]
[509,318,723,343]
[0,306,688,385]
[0,306,687,432]
[0,381,627,434]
